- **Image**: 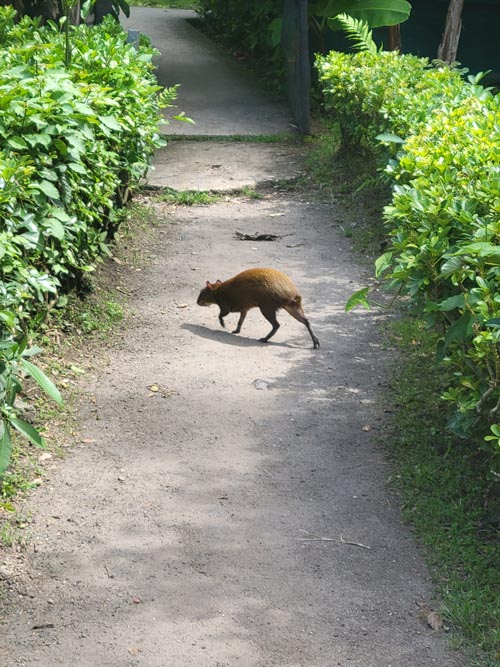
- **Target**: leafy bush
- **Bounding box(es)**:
[196,0,284,90]
[317,48,472,155]
[197,0,281,55]
[0,10,175,472]
[317,28,500,468]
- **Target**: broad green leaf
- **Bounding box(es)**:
[376,133,405,144]
[375,251,393,277]
[345,287,371,311]
[118,0,131,17]
[436,294,465,311]
[0,421,12,474]
[325,0,411,28]
[485,318,500,329]
[10,417,45,448]
[446,410,477,439]
[172,113,196,124]
[0,310,16,329]
[24,133,52,148]
[20,359,63,406]
[49,207,72,222]
[7,136,28,150]
[43,217,65,240]
[455,242,500,264]
[99,116,122,131]
[32,180,60,200]
[269,17,282,47]
[440,256,464,277]
[444,312,473,346]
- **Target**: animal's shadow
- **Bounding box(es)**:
[182,323,296,349]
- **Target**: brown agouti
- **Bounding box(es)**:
[196,267,320,349]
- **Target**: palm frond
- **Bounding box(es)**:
[336,13,379,55]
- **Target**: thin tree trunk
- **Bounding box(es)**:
[388,24,402,52]
[437,0,465,63]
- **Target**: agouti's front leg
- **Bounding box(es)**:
[233,309,248,334]
[218,305,230,328]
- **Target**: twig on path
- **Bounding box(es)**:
[104,564,114,578]
[295,529,371,550]
[234,231,293,241]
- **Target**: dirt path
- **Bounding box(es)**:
[0,183,462,666]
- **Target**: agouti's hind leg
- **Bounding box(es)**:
[258,306,280,343]
[283,304,320,349]
[233,309,248,334]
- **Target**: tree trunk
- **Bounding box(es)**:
[388,24,402,52]
[437,0,465,63]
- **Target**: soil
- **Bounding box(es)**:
[0,171,463,666]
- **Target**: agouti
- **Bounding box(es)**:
[196,267,320,349]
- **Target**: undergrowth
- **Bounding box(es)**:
[386,317,500,665]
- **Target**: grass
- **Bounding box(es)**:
[159,188,220,206]
[162,133,298,142]
[385,317,500,665]
[130,0,196,8]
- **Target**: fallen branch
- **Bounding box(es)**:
[296,529,371,550]
[234,231,293,241]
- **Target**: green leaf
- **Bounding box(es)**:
[7,136,28,150]
[485,318,500,329]
[0,421,12,475]
[446,410,477,439]
[99,116,122,131]
[117,0,130,18]
[376,133,405,144]
[32,180,60,200]
[455,242,500,264]
[444,311,473,346]
[43,217,65,240]
[269,17,282,47]
[375,251,393,277]
[10,417,45,448]
[327,0,411,29]
[436,294,466,312]
[172,113,195,124]
[20,359,63,406]
[440,256,464,278]
[332,13,378,53]
[0,310,16,329]
[345,287,371,311]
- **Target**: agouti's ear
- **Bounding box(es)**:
[206,281,213,289]
[215,280,222,286]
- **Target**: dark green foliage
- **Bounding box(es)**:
[196,0,285,92]
[0,10,175,473]
[317,38,500,468]
[387,319,500,662]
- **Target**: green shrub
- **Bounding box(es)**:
[0,10,175,473]
[317,33,500,467]
[196,0,284,90]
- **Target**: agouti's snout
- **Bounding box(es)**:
[196,267,319,349]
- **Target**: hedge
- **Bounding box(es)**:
[0,9,175,472]
[317,40,500,469]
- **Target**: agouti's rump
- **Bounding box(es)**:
[196,268,320,349]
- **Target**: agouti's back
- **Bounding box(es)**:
[215,268,300,309]
[197,268,320,349]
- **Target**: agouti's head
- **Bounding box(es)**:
[197,280,223,306]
